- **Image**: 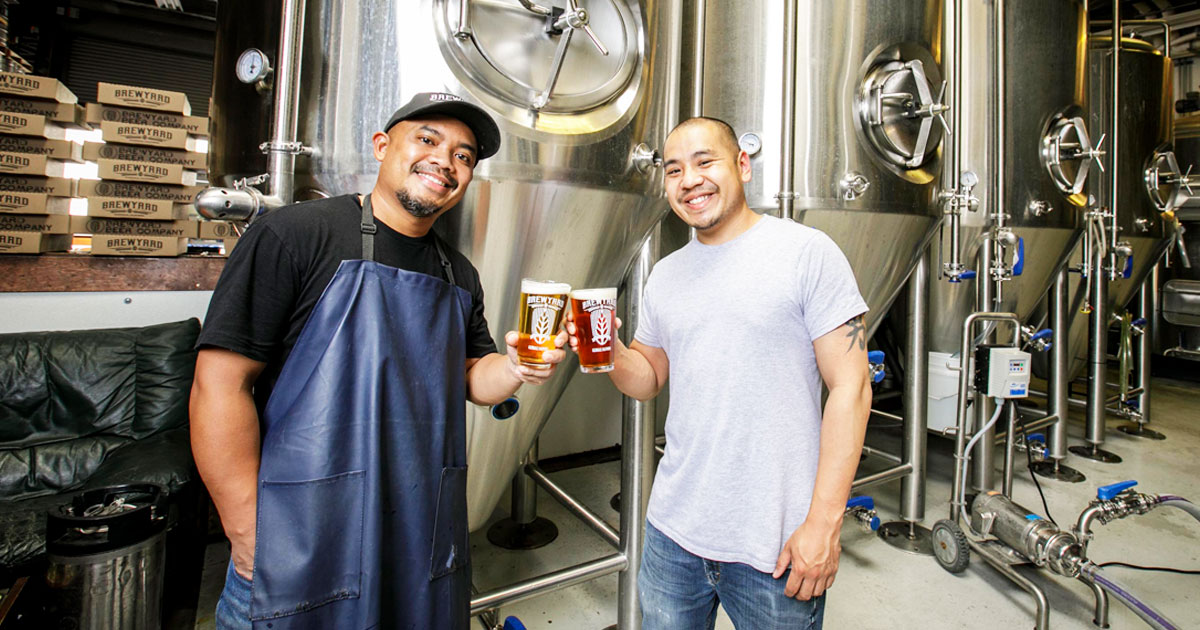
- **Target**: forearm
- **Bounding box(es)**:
[608,340,661,401]
[465,352,523,406]
[189,381,262,542]
[806,382,872,525]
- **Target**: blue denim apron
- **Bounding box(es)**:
[249,195,472,629]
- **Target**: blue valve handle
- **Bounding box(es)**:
[867,350,885,363]
[949,270,978,283]
[1013,237,1025,276]
[846,496,875,510]
[1132,317,1147,327]
[867,351,886,384]
[1123,255,1134,279]
[1097,480,1138,501]
[1031,329,1053,342]
[504,617,527,630]
[868,515,881,531]
[1027,432,1046,444]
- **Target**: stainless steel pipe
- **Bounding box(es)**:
[617,230,658,630]
[265,0,306,205]
[851,463,914,492]
[776,0,797,220]
[1048,268,1070,460]
[972,239,998,492]
[901,255,929,522]
[512,444,540,525]
[527,465,619,549]
[1135,266,1154,423]
[470,554,628,615]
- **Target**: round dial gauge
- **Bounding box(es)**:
[236,48,271,84]
[738,133,763,156]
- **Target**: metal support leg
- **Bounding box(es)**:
[614,230,658,630]
[1072,237,1122,463]
[487,442,559,549]
[1032,268,1086,482]
[1119,265,1166,440]
[879,256,932,555]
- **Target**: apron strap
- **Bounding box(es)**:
[360,193,378,262]
[361,193,457,287]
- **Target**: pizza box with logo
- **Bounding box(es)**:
[0,231,72,254]
[0,72,77,104]
[0,190,73,215]
[0,97,88,128]
[0,213,71,233]
[99,121,196,151]
[77,179,202,203]
[90,234,188,257]
[71,216,198,238]
[96,82,191,116]
[0,111,67,139]
[197,220,241,239]
[0,137,83,161]
[0,175,75,197]
[83,142,205,170]
[85,104,208,137]
[0,152,69,177]
[96,159,198,186]
[86,196,192,221]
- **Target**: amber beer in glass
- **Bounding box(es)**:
[517,279,571,366]
[570,287,617,373]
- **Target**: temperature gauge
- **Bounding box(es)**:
[236,48,272,85]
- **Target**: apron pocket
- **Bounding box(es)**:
[251,470,365,620]
[429,466,469,580]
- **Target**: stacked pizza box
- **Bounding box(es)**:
[78,82,208,256]
[0,72,83,254]
[195,218,242,255]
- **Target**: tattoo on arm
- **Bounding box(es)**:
[844,315,866,353]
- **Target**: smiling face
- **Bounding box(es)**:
[373,114,478,220]
[662,118,752,235]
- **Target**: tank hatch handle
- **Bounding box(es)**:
[1041,116,1103,196]
[1145,149,1191,212]
[532,0,609,111]
[859,58,948,169]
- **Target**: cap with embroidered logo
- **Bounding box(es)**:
[383,92,501,160]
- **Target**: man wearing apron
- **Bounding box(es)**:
[190,93,565,629]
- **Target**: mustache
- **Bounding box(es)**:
[412,164,458,189]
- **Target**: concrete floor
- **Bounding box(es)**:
[194,376,1200,629]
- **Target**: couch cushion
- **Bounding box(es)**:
[0,319,199,500]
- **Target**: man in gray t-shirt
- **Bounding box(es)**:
[568,117,870,629]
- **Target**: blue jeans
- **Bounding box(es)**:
[639,521,825,630]
[215,561,252,630]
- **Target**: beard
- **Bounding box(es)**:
[395,188,441,218]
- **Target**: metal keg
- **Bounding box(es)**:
[42,484,168,630]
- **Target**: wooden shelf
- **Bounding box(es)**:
[0,253,226,292]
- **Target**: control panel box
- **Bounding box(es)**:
[973,345,1031,399]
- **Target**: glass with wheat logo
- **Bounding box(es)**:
[517,279,571,366]
[569,287,617,373]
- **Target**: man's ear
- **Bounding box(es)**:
[372,131,390,162]
[739,150,752,183]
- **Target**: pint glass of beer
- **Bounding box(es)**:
[517,279,571,366]
[570,287,617,373]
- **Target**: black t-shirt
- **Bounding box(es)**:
[197,194,497,412]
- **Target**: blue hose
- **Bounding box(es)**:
[1082,564,1180,630]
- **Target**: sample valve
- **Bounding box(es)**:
[846,496,881,531]
[867,350,886,384]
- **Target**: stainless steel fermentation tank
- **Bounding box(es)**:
[928,0,1091,357]
[208,0,680,530]
[694,0,945,335]
[1166,114,1200,357]
[1056,37,1179,382]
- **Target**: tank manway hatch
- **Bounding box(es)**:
[438,0,643,134]
[854,43,947,182]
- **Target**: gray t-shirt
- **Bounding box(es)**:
[635,214,868,572]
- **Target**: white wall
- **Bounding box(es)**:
[0,291,213,333]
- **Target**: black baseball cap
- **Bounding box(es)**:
[384,92,501,160]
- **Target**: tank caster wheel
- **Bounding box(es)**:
[931,519,970,574]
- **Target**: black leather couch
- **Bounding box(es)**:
[0,318,202,576]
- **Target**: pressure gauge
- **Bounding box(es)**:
[236,48,272,85]
[738,132,763,156]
